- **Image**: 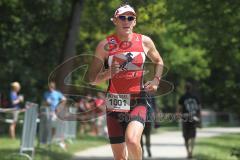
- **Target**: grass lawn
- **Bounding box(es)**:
[0,134,108,160]
[195,133,240,160]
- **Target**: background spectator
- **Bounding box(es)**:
[9,81,24,139]
[177,82,202,159]
[43,81,67,150]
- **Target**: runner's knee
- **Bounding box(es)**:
[125,135,140,148]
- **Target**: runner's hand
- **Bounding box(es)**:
[110,61,121,77]
[144,79,159,93]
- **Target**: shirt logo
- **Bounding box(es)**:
[110,38,116,44]
[119,52,134,70]
[136,36,139,41]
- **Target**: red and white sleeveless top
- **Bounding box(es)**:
[106,33,146,96]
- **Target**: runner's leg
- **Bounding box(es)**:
[125,121,144,160]
[125,105,147,160]
[107,112,128,159]
[111,143,128,160]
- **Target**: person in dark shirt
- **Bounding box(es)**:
[177,82,201,159]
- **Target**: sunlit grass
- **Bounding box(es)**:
[0,134,108,160]
[195,133,240,160]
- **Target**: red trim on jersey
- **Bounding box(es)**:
[107,33,144,55]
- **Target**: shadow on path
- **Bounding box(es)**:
[73,156,188,160]
[151,143,184,147]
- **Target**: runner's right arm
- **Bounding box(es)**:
[88,39,120,85]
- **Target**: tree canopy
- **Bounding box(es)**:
[0,0,239,114]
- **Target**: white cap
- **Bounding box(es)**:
[114,5,136,17]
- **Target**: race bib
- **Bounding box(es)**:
[106,93,130,112]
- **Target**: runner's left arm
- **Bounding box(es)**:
[142,35,164,93]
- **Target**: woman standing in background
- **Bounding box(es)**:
[9,81,24,139]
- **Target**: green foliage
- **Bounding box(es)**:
[77,0,120,52]
[136,0,166,35]
[162,22,210,80]
[165,0,240,112]
[0,0,71,101]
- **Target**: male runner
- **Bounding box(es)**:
[89,4,163,160]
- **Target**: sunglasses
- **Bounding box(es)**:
[118,15,136,21]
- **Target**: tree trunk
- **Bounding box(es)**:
[55,0,84,93]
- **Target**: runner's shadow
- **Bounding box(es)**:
[144,158,188,160]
